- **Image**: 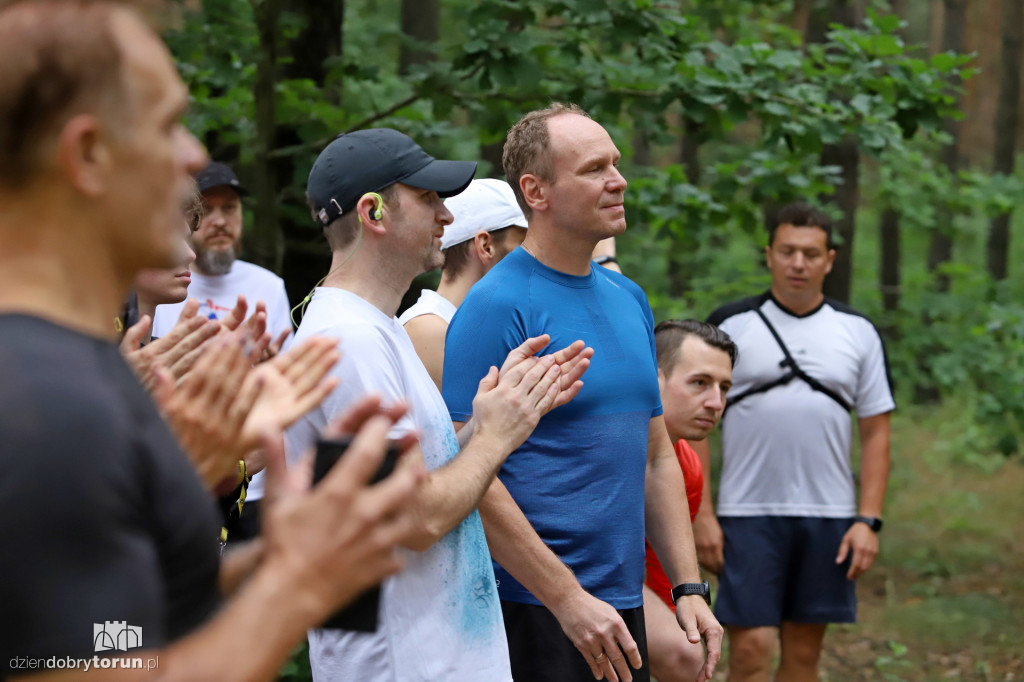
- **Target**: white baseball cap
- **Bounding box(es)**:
[441,178,527,250]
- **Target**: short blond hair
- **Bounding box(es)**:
[502,103,590,218]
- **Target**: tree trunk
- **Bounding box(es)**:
[399,0,439,74]
[278,0,345,306]
[927,0,966,292]
[879,208,901,314]
[986,0,1022,281]
[878,0,907,321]
[820,139,859,303]
[680,119,701,185]
[809,0,859,304]
[250,0,283,274]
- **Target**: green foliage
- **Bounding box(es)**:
[164,0,1023,459]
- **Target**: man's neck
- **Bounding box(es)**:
[521,225,595,276]
[770,287,825,316]
[436,270,479,309]
[0,247,130,340]
[320,247,414,318]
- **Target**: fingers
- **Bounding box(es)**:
[559,354,591,390]
[499,334,550,375]
[476,365,500,394]
[174,298,201,324]
[221,295,248,331]
[120,316,151,353]
[835,534,850,567]
[150,366,174,410]
[319,414,404,493]
[529,362,563,413]
[552,378,585,411]
[701,611,724,679]
[262,429,294,502]
[550,339,586,366]
[270,328,291,354]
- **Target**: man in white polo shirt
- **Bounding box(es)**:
[400,178,527,389]
[693,201,894,682]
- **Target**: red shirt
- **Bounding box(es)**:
[644,439,703,611]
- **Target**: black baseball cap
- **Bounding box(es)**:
[194,161,248,196]
[307,128,477,226]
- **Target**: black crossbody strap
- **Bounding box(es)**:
[723,307,851,416]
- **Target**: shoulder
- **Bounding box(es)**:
[457,255,531,323]
[596,266,650,311]
[823,298,886,345]
[707,292,769,327]
[403,312,448,345]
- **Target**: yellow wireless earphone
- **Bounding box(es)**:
[359,191,385,224]
[291,192,383,327]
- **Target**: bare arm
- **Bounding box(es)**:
[400,357,563,552]
[476,473,642,682]
[644,416,723,681]
[10,399,425,682]
[403,314,448,392]
[218,539,265,596]
[836,411,891,579]
[690,438,724,574]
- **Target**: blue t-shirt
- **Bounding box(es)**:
[442,247,662,609]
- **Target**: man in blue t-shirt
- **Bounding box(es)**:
[443,103,723,682]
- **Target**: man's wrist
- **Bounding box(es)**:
[854,515,883,532]
[671,580,711,605]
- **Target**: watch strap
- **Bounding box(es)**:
[854,515,883,532]
[670,580,711,605]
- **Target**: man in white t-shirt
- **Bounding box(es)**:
[400,178,527,390]
[152,161,293,528]
[285,128,591,681]
[692,202,895,682]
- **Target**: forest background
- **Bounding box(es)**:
[166,0,1022,678]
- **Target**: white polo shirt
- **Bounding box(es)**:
[709,292,895,518]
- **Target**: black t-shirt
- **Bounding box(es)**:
[0,315,221,671]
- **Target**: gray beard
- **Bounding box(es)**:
[195,246,236,276]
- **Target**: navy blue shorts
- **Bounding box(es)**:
[714,516,857,627]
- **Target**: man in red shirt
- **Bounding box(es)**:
[645,319,736,682]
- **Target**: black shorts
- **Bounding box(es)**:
[714,516,857,627]
[501,600,649,682]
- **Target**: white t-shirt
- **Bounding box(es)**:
[152,260,293,501]
[398,288,458,326]
[709,293,895,518]
[284,287,511,682]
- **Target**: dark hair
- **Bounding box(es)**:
[442,225,520,278]
[654,319,738,373]
[769,201,834,249]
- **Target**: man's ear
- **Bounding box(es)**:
[56,114,110,197]
[520,174,548,213]
[474,230,495,264]
[825,248,836,274]
[356,193,387,234]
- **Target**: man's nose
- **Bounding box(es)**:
[607,166,627,192]
[438,203,454,226]
[707,388,725,412]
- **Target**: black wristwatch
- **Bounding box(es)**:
[671,580,711,606]
[592,254,618,266]
[854,515,883,533]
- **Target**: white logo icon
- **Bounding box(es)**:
[93,622,142,652]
